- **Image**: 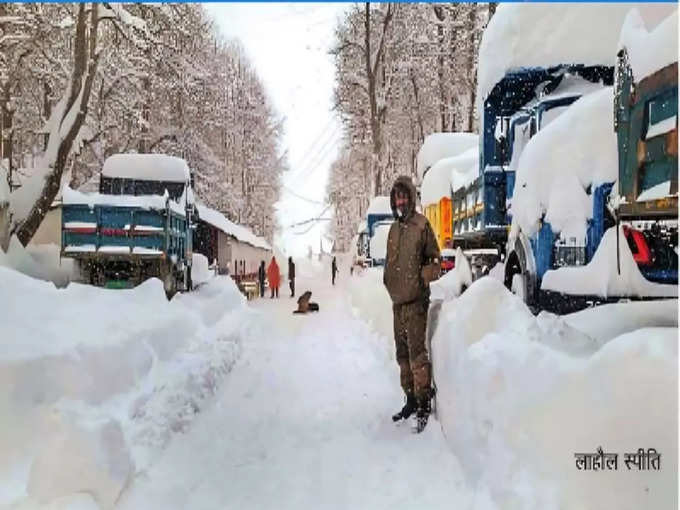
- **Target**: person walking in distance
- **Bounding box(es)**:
[257,260,266,298]
[383,176,441,433]
[288,256,296,298]
[267,256,280,298]
[331,256,338,285]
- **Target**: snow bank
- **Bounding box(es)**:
[366,196,392,216]
[511,88,617,242]
[347,267,393,344]
[0,237,75,287]
[102,154,190,183]
[416,133,478,184]
[195,202,270,250]
[477,4,676,108]
[420,148,479,206]
[542,226,677,298]
[564,299,677,343]
[0,267,249,508]
[619,8,678,82]
[191,253,212,286]
[431,277,678,509]
[430,247,473,301]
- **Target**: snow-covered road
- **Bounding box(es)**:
[118,264,470,509]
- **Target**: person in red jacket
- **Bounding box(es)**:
[267,256,281,298]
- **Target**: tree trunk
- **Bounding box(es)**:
[43,81,52,151]
[1,83,13,187]
[409,68,425,144]
[364,3,392,196]
[466,4,478,131]
[12,3,100,247]
[433,6,447,132]
[138,48,152,153]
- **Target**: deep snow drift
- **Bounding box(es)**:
[116,257,472,510]
[0,265,252,509]
[349,264,678,510]
[2,250,677,510]
[431,278,677,510]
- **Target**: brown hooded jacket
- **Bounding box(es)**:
[383,176,441,305]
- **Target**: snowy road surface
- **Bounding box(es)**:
[118,263,471,509]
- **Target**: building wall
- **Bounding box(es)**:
[217,231,232,272]
[30,206,61,247]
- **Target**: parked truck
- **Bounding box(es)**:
[61,154,195,298]
[503,10,678,312]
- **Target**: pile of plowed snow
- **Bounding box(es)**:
[431,277,677,509]
[0,265,252,509]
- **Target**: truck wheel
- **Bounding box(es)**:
[504,244,531,305]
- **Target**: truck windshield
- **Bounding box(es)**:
[100,177,186,200]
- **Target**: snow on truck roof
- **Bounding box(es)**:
[366,196,392,216]
[102,154,191,183]
[619,8,678,82]
[416,133,478,184]
[476,4,676,109]
[420,147,479,207]
[62,186,188,217]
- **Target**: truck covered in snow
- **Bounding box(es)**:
[452,2,631,262]
[504,9,678,312]
[365,196,393,265]
[417,133,478,250]
[61,154,195,297]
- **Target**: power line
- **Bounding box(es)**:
[302,129,341,177]
[290,126,342,186]
[289,118,337,181]
[281,184,325,205]
[286,203,333,235]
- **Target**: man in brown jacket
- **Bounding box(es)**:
[383,175,441,433]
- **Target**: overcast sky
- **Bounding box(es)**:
[204,3,350,258]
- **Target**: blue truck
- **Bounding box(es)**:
[502,51,677,312]
[61,154,195,298]
[450,65,613,281]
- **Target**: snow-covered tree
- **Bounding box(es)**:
[0,3,285,248]
[328,2,494,248]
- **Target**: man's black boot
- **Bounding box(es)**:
[392,393,417,422]
[414,396,431,433]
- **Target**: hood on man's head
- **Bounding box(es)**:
[390,175,417,219]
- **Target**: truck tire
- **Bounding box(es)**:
[504,240,533,306]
